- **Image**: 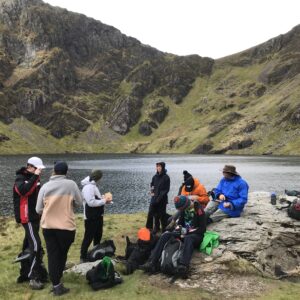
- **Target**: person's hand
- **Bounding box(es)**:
[166,219,176,231]
[219,194,226,201]
[104,192,113,203]
[223,202,232,209]
[34,168,42,175]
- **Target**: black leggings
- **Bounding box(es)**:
[80,217,103,259]
[43,229,75,286]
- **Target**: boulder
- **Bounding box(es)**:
[190,192,300,279]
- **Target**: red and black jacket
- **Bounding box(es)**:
[13,167,41,224]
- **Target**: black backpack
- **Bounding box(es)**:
[287,198,300,220]
[124,235,157,274]
[87,240,116,262]
[86,256,122,290]
[285,190,300,197]
[160,236,183,275]
[14,248,48,283]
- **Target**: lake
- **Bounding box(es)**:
[1,154,300,216]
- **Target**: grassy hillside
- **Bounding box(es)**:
[1,60,299,155]
[0,214,300,300]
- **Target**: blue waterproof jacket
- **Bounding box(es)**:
[214,175,249,217]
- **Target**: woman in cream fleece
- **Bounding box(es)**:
[36,161,82,296]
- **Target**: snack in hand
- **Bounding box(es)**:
[104,192,113,202]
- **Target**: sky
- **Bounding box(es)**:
[43,0,300,59]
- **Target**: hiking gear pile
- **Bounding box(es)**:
[86,256,122,290]
[87,240,116,262]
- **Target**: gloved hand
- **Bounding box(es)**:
[166,219,176,231]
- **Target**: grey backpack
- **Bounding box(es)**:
[160,236,183,275]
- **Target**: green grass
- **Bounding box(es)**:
[0,215,299,300]
[0,215,212,300]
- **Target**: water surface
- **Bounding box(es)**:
[1,154,299,216]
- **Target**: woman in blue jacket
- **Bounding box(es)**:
[205,165,249,222]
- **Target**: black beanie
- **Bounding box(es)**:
[184,176,194,192]
[54,161,68,175]
[183,170,192,182]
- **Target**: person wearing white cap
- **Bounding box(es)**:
[13,156,47,290]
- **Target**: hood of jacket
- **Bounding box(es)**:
[15,167,28,176]
[81,176,96,186]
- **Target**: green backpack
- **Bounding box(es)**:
[86,256,122,290]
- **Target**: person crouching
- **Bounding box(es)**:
[141,195,206,277]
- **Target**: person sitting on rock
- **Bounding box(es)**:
[179,170,209,207]
[205,165,249,223]
[141,195,206,277]
[167,170,209,228]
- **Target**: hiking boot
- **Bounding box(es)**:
[206,216,213,225]
[177,264,188,278]
[16,275,29,283]
[140,261,159,274]
[80,257,88,264]
[53,283,70,296]
[29,279,44,290]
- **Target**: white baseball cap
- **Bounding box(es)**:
[27,157,45,169]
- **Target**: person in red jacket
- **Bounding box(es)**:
[13,157,47,290]
[179,170,209,207]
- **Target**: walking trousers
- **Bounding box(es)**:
[80,216,103,259]
[146,202,168,232]
[149,231,203,267]
[22,221,43,280]
[43,228,75,286]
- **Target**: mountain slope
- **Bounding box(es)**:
[0,0,299,155]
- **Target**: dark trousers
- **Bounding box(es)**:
[80,217,103,259]
[43,229,75,286]
[149,231,203,267]
[22,222,43,280]
[146,202,167,232]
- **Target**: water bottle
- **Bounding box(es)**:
[270,193,277,205]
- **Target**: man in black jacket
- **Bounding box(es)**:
[142,195,206,277]
[146,162,170,233]
[13,157,47,290]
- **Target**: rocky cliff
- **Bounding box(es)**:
[0,0,299,155]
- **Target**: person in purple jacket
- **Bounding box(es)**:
[205,165,249,223]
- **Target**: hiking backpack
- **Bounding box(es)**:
[160,236,183,275]
[86,256,122,290]
[14,248,48,283]
[287,198,300,221]
[124,235,157,274]
[87,240,116,262]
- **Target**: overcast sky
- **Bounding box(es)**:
[44,0,300,59]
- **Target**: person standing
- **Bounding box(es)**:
[146,162,170,233]
[80,169,112,263]
[13,156,46,290]
[36,161,82,296]
[205,165,249,223]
